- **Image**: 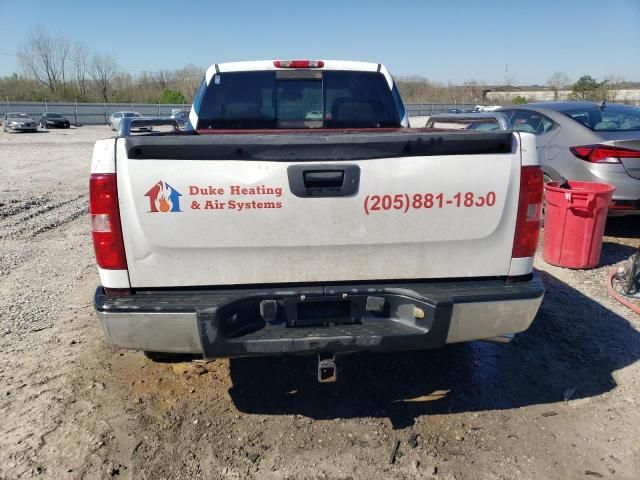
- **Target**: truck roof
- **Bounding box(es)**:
[205,60,393,88]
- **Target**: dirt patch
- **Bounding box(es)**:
[1,126,639,479]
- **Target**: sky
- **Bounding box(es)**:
[1,0,639,85]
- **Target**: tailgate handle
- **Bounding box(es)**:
[288,164,360,198]
[303,170,344,188]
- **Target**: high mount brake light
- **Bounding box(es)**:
[570,144,640,164]
[89,173,127,270]
[273,60,324,68]
[512,166,543,258]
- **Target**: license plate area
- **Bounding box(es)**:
[284,296,360,327]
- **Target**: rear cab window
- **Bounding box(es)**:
[563,105,640,132]
[195,70,401,129]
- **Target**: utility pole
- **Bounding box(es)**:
[504,64,509,88]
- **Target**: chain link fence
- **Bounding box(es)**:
[405,103,490,116]
[0,101,190,126]
[1,101,495,125]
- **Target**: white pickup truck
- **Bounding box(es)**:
[91,60,544,381]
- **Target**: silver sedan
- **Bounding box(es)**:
[108,111,152,132]
[2,112,38,133]
[499,102,640,215]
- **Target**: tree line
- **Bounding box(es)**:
[0,27,635,105]
[2,27,203,104]
[396,72,635,105]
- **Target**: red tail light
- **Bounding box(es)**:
[273,60,324,68]
[89,173,127,270]
[512,166,543,258]
[570,144,640,164]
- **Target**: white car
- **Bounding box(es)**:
[108,111,152,132]
[90,60,544,382]
[475,105,502,112]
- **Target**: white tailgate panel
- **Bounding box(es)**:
[117,139,521,287]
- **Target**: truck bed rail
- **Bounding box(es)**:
[118,117,180,137]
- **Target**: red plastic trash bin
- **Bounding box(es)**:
[542,181,615,268]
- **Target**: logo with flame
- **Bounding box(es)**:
[145,181,182,213]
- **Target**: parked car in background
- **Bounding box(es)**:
[170,109,191,129]
[108,111,152,132]
[39,112,71,129]
[475,105,501,112]
[2,112,38,133]
[426,112,511,131]
[446,108,474,114]
[499,102,640,215]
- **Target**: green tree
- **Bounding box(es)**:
[570,75,602,101]
[159,88,186,104]
[511,95,527,105]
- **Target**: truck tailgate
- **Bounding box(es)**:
[116,131,522,288]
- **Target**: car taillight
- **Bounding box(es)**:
[273,60,324,68]
[89,173,127,270]
[570,144,640,164]
[512,166,543,258]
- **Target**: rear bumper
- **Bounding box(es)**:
[608,199,640,216]
[567,161,640,203]
[94,275,544,358]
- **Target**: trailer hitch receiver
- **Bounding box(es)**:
[317,353,337,383]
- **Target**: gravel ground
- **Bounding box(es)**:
[0,126,639,480]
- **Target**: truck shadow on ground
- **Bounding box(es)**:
[228,268,640,429]
[604,216,640,239]
[599,217,640,266]
[599,241,638,267]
